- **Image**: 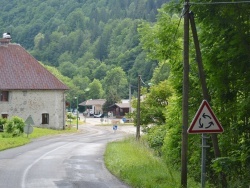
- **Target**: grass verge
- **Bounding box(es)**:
[0,127,77,151]
[104,137,200,188]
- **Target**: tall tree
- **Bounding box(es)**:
[102,67,128,110]
[192,1,250,186]
[87,79,104,99]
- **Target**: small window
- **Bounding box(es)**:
[0,91,9,101]
[42,113,49,124]
[1,114,8,118]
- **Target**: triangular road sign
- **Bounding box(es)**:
[188,100,224,134]
[25,115,35,125]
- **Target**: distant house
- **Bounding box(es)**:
[0,35,69,129]
[79,99,132,118]
[108,102,130,118]
[79,99,106,116]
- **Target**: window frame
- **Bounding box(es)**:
[0,91,9,101]
[42,113,49,124]
[1,114,8,118]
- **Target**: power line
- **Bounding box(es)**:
[140,76,147,86]
[189,1,250,5]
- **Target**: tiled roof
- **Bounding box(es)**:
[0,40,68,90]
[110,103,130,108]
[79,99,106,106]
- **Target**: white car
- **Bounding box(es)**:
[94,114,104,118]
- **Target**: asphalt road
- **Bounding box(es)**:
[0,118,135,188]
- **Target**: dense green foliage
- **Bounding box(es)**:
[0,0,167,106]
[2,117,25,137]
[137,1,250,187]
[131,80,173,132]
[1,0,249,187]
[192,2,250,187]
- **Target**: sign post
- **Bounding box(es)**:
[188,100,224,188]
[113,125,118,133]
[187,100,223,134]
[24,115,35,138]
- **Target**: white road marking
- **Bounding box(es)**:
[21,143,71,188]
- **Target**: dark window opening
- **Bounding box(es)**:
[0,91,9,101]
[42,113,49,124]
[1,114,8,118]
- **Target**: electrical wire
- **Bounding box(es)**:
[140,77,147,86]
[189,1,250,5]
[173,12,184,41]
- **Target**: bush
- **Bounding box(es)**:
[67,112,76,120]
[0,118,7,132]
[5,121,14,134]
[5,116,25,137]
[146,125,167,156]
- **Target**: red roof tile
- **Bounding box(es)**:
[0,40,68,90]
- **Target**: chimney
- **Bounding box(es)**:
[3,33,11,39]
[0,33,11,45]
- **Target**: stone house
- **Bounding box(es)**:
[0,36,69,129]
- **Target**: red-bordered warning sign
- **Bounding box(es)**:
[187,100,224,134]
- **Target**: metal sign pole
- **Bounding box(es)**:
[201,133,209,188]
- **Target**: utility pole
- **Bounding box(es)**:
[189,11,227,187]
[136,75,141,140]
[181,1,189,187]
[75,97,79,130]
[129,83,132,114]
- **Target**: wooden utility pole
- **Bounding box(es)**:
[129,83,132,114]
[189,11,227,187]
[181,1,189,187]
[136,75,141,140]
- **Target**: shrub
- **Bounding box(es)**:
[0,118,7,125]
[5,121,14,134]
[5,116,25,137]
[0,118,7,132]
[67,112,76,120]
[146,125,167,156]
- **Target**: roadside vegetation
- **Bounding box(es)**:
[0,127,77,151]
[0,116,78,151]
[0,1,248,186]
[105,137,200,188]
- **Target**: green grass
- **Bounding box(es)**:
[105,137,200,188]
[0,127,77,151]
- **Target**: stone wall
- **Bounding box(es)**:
[0,90,66,129]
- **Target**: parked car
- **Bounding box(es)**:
[94,114,104,118]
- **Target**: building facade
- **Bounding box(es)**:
[0,35,68,129]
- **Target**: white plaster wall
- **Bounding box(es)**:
[0,90,66,129]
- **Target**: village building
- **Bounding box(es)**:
[0,34,69,129]
[79,99,106,116]
[108,102,130,118]
[79,98,132,119]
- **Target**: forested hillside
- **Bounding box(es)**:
[1,0,250,187]
[0,0,167,104]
